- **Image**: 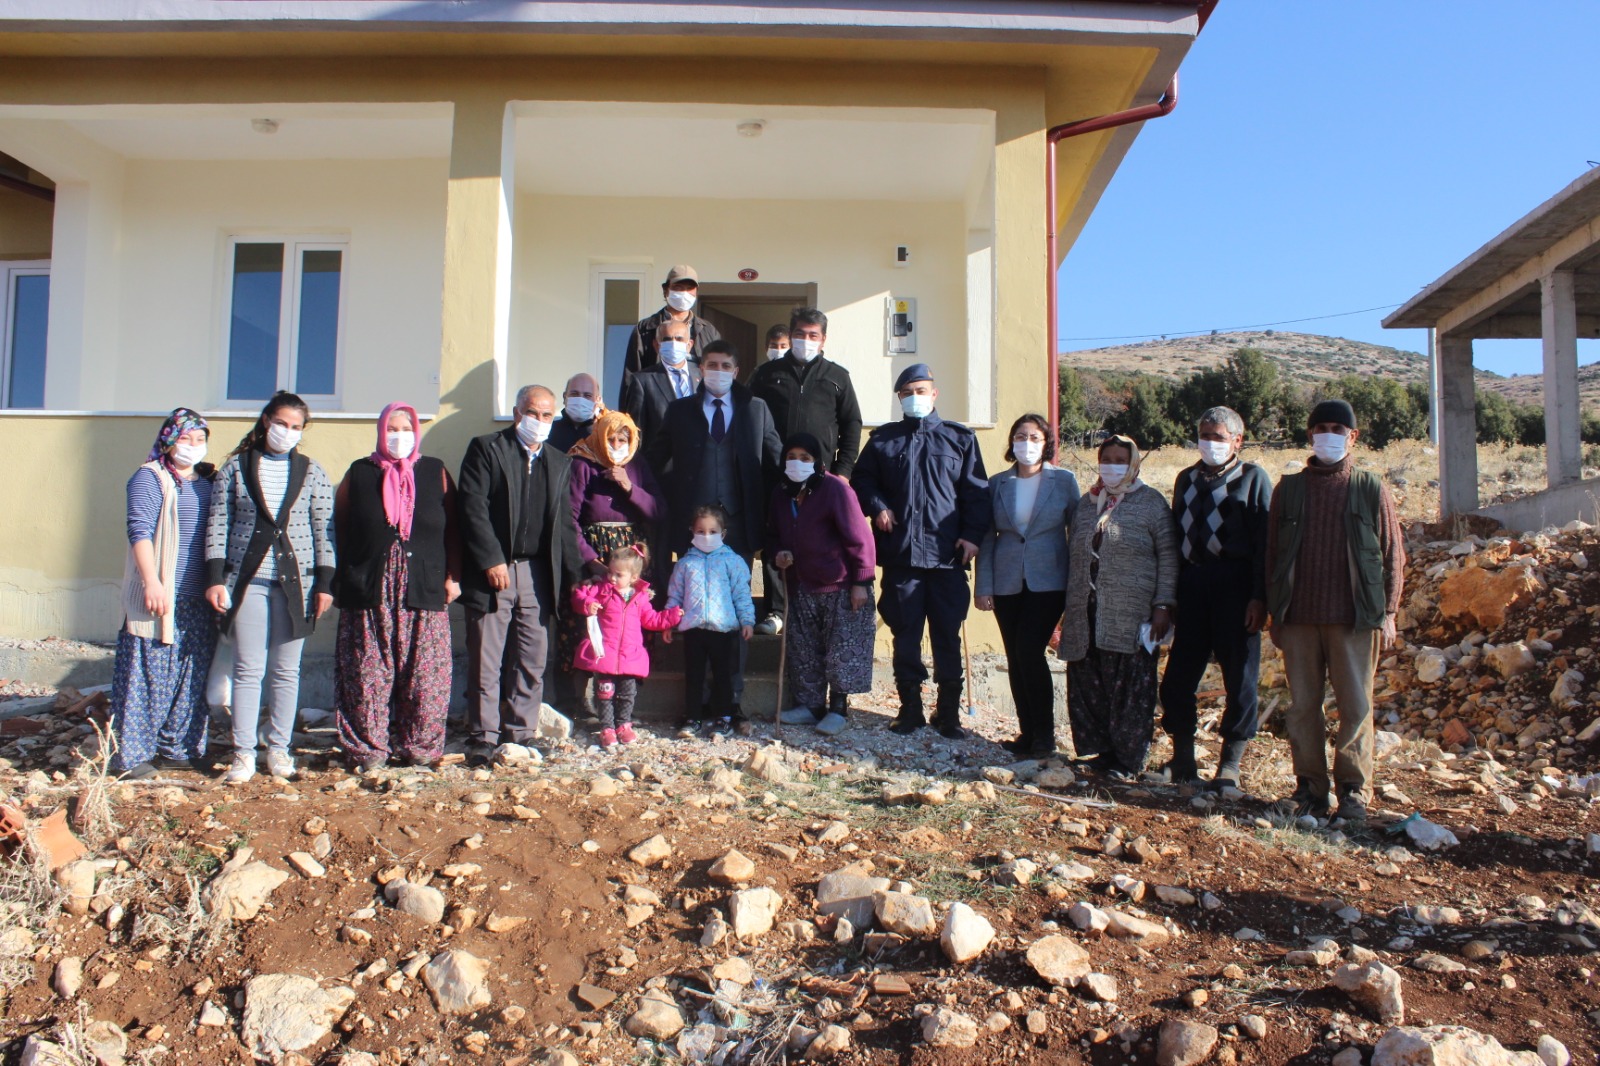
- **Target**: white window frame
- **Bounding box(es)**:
[1,260,50,409]
[221,235,349,409]
[589,264,648,401]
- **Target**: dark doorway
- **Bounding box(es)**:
[696,282,817,383]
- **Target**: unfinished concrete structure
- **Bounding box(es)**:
[1385,168,1600,531]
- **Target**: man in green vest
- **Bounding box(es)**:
[1265,399,1404,825]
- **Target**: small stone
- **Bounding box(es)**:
[1181,989,1209,1008]
[576,984,617,1011]
[242,974,357,1059]
[1155,885,1197,906]
[1124,836,1158,864]
[423,950,492,1014]
[628,835,672,867]
[286,852,326,879]
[624,997,685,1040]
[1460,940,1495,961]
[701,911,729,947]
[1157,1018,1219,1066]
[1331,960,1405,1024]
[440,863,482,878]
[1111,873,1146,901]
[994,857,1038,887]
[484,913,528,933]
[874,891,936,936]
[82,1021,127,1066]
[709,850,757,885]
[589,776,620,798]
[1104,907,1170,945]
[1410,953,1466,974]
[743,747,791,784]
[1239,1015,1267,1041]
[806,1024,851,1058]
[1068,901,1109,933]
[1081,973,1118,1002]
[1026,935,1092,986]
[982,766,1016,786]
[55,860,99,916]
[1537,1035,1571,1066]
[729,886,783,940]
[815,864,892,928]
[52,957,83,999]
[985,1011,1012,1033]
[1371,1027,1536,1066]
[204,849,289,922]
[198,1001,228,1027]
[712,958,754,985]
[1331,1047,1363,1066]
[392,883,446,924]
[1025,1010,1049,1034]
[940,902,996,963]
[921,1007,980,1048]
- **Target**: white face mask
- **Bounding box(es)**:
[265,423,302,454]
[900,393,934,419]
[791,338,822,362]
[692,531,723,553]
[517,414,552,447]
[1197,439,1233,467]
[1312,432,1349,464]
[1012,439,1044,467]
[171,441,207,468]
[666,290,696,313]
[659,340,690,367]
[607,444,632,464]
[564,397,595,422]
[785,459,815,483]
[386,431,416,459]
[1098,464,1130,486]
[765,347,787,362]
[703,369,735,396]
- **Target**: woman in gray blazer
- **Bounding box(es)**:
[975,414,1080,757]
[1059,434,1178,780]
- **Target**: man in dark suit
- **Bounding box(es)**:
[621,317,701,464]
[646,340,783,561]
[458,384,583,765]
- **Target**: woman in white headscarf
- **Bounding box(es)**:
[1058,434,1179,780]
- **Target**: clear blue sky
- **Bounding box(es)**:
[1059,0,1600,378]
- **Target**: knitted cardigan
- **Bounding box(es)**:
[121,461,181,644]
[1058,482,1179,660]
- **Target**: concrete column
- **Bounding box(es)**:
[1541,269,1581,486]
[1436,331,1479,520]
[429,94,514,463]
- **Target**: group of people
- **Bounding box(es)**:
[106,262,1403,822]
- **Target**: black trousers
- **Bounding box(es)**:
[994,585,1066,746]
[592,674,639,730]
[1159,557,1261,743]
[683,628,743,720]
[879,565,969,684]
[762,555,788,621]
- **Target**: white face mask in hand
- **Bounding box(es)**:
[1098,464,1129,486]
[692,531,724,553]
[385,431,416,458]
[1312,432,1348,464]
[1197,439,1233,466]
[1012,439,1044,467]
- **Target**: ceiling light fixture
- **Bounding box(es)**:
[251,118,280,135]
[736,120,766,138]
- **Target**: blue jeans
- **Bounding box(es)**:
[230,582,306,754]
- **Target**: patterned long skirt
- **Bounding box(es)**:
[785,585,877,709]
[336,543,453,764]
[556,522,650,680]
[1067,639,1160,772]
[110,595,218,773]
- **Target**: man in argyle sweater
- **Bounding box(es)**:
[1158,405,1274,787]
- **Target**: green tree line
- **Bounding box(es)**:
[1058,347,1600,449]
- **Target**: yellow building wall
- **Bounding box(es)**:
[0,185,51,258]
[511,193,970,424]
[112,157,448,413]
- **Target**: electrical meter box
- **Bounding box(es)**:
[887,297,917,354]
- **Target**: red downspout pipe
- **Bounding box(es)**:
[1045,0,1215,437]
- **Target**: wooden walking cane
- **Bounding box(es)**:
[962,620,977,718]
[773,576,793,738]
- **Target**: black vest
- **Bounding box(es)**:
[333,455,451,612]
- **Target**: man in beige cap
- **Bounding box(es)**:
[622,264,722,394]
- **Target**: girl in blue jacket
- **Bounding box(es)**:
[665,505,755,738]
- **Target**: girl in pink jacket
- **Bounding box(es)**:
[571,544,682,748]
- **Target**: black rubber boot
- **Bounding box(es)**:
[1211,739,1249,789]
[828,690,848,717]
[935,681,967,740]
[889,682,926,735]
[1163,735,1201,784]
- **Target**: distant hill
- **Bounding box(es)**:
[1062,330,1435,385]
[1483,362,1600,412]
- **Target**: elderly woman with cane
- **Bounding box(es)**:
[770,432,876,735]
[1059,433,1178,780]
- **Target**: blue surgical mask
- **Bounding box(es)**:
[660,340,690,367]
[900,393,933,419]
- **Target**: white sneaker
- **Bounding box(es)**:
[779,706,822,725]
[754,613,784,636]
[222,751,257,784]
[265,750,297,780]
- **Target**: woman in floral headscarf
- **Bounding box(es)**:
[561,410,665,712]
[110,407,218,779]
[1058,434,1179,780]
[332,403,461,773]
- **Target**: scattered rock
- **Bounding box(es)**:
[241,974,357,1060]
[624,996,686,1040]
[1410,953,1466,974]
[628,835,673,867]
[484,913,528,934]
[423,950,492,1014]
[1332,960,1405,1024]
[815,864,891,928]
[729,886,783,939]
[921,1007,980,1048]
[1081,972,1118,1002]
[1157,1018,1219,1066]
[1371,1025,1544,1066]
[873,891,936,936]
[576,984,617,1011]
[711,957,753,984]
[1537,1036,1571,1066]
[82,1021,126,1066]
[1438,565,1541,631]
[1240,1015,1267,1041]
[1026,935,1092,987]
[392,882,446,924]
[1155,885,1197,906]
[1124,835,1158,864]
[743,747,791,784]
[286,852,326,879]
[53,956,83,999]
[994,857,1038,886]
[940,902,996,963]
[806,1024,852,1058]
[1037,767,1076,789]
[709,850,756,885]
[536,703,573,740]
[1068,901,1110,933]
[198,1001,229,1027]
[1104,908,1170,946]
[204,849,290,922]
[54,859,99,916]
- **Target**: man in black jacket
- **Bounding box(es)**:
[458,384,583,764]
[748,307,863,634]
[548,372,600,454]
[620,263,721,397]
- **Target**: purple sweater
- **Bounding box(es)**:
[568,457,664,564]
[766,473,876,594]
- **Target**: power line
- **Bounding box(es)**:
[1060,302,1405,345]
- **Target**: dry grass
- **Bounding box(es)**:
[0,829,63,999]
[69,720,120,848]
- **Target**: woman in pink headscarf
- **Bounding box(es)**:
[333,403,461,772]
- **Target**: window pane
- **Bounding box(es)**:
[8,273,48,408]
[295,249,341,396]
[227,243,284,401]
[602,278,639,406]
